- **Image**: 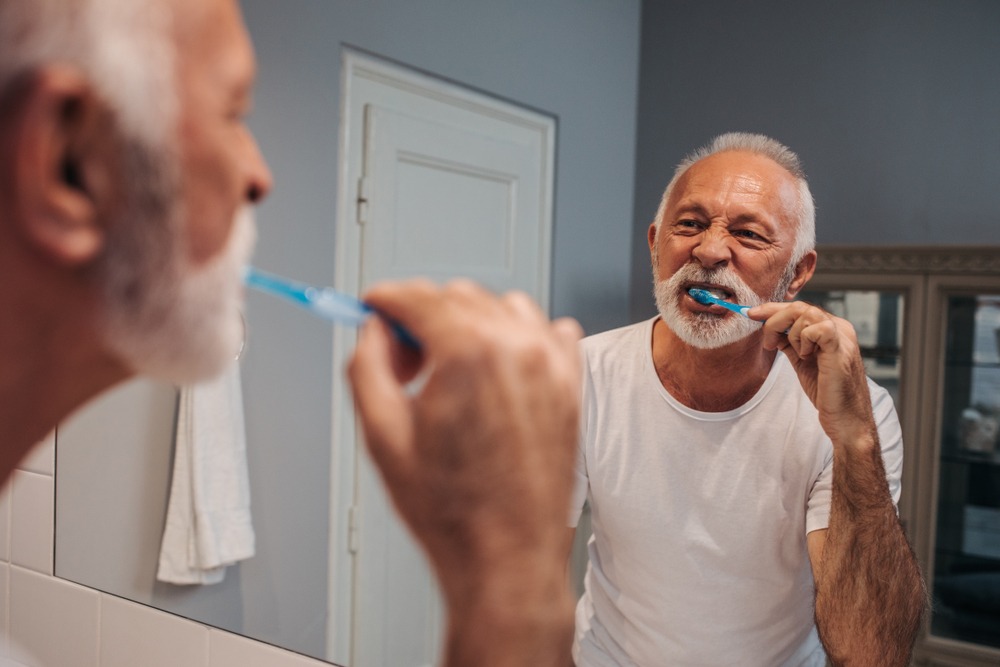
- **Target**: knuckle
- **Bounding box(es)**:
[554,317,585,347]
[502,289,537,311]
[444,277,486,298]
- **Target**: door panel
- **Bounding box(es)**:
[362,101,545,291]
[332,52,555,667]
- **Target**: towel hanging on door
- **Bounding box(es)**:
[156,362,255,585]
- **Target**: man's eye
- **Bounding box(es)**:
[733,229,764,241]
[676,219,701,229]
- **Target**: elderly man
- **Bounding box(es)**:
[569,133,925,666]
[0,0,580,665]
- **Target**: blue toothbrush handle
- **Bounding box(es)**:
[718,301,752,318]
[380,316,422,351]
[245,267,420,350]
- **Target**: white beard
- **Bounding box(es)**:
[100,206,257,385]
[654,261,792,350]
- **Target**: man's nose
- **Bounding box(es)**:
[244,132,273,204]
[691,226,731,268]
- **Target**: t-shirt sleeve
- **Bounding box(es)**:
[872,379,904,507]
[568,438,588,527]
[805,378,904,534]
[805,444,834,534]
[568,349,593,527]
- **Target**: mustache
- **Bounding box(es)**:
[667,263,762,306]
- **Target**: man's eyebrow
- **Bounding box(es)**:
[671,204,776,229]
[672,203,708,218]
[730,210,783,229]
[731,212,764,224]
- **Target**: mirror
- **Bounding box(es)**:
[54,0,1000,664]
[54,1,642,664]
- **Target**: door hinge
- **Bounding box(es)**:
[356,177,369,226]
[348,504,361,554]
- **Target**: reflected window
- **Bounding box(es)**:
[799,289,904,406]
[932,295,1000,650]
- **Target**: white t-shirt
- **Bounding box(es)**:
[570,318,904,667]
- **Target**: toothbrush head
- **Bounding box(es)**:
[687,288,718,306]
[687,287,755,320]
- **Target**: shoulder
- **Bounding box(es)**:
[580,318,655,390]
[581,318,654,356]
[865,377,895,414]
[865,376,903,450]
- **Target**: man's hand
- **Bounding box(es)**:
[749,301,876,451]
[347,278,582,666]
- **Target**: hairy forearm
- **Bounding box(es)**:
[814,433,927,666]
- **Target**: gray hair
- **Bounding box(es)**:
[652,132,816,266]
[0,0,177,146]
[0,0,189,349]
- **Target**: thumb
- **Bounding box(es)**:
[347,318,416,481]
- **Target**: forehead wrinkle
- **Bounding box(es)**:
[690,163,797,232]
[672,202,709,218]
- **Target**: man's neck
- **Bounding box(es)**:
[0,279,130,484]
[650,317,777,412]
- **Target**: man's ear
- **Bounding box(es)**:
[7,66,117,266]
[784,250,817,300]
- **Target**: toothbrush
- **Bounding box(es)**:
[687,287,753,318]
[687,288,794,335]
[244,266,420,349]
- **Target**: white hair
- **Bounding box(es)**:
[652,132,816,267]
[0,0,177,146]
[0,0,254,383]
[0,0,183,306]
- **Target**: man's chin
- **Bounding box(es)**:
[660,310,758,350]
[106,302,245,386]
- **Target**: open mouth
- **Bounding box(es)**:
[683,282,733,302]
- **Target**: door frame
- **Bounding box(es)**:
[327,49,556,664]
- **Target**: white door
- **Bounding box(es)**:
[328,53,555,667]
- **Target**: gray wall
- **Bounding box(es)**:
[630,0,1000,321]
[246,0,641,333]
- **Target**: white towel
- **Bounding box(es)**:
[157,362,255,585]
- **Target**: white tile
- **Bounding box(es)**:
[18,432,55,477]
[0,564,8,658]
[100,594,209,667]
[209,630,328,667]
[9,566,99,667]
[0,484,11,564]
[9,473,53,575]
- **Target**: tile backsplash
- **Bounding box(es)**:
[0,433,327,667]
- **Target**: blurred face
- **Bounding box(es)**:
[172,0,270,265]
[649,151,801,349]
[99,0,271,383]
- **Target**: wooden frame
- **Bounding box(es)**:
[810,246,1000,666]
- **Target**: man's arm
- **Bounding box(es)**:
[805,441,925,665]
[348,279,582,667]
[753,302,926,666]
